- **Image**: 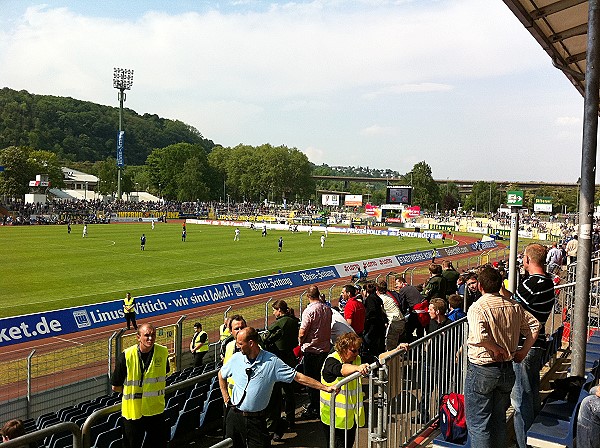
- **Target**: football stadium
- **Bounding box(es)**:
[2,1,600,448]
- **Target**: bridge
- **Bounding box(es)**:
[312,175,587,194]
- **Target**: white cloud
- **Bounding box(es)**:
[302,146,326,164]
[360,125,396,136]
[363,82,453,99]
[0,0,588,182]
[555,116,580,126]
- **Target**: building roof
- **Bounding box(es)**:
[503,0,588,99]
[62,167,98,183]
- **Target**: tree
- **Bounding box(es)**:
[464,181,501,213]
[146,143,216,201]
[405,161,440,210]
[177,157,211,201]
[95,157,118,196]
[0,146,64,198]
[441,182,461,210]
[207,144,315,202]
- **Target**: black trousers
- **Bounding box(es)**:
[193,351,206,367]
[125,313,137,330]
[321,422,356,448]
[122,414,167,448]
[225,409,270,448]
[303,351,328,412]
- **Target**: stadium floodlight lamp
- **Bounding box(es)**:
[113,67,133,200]
[113,67,134,90]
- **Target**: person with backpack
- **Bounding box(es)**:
[395,276,429,342]
[376,280,406,349]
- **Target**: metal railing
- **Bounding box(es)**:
[326,318,468,448]
[81,369,219,448]
[0,422,81,448]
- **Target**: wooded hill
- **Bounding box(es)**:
[0,87,215,164]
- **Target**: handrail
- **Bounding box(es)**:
[265,297,273,329]
[81,368,219,448]
[175,314,187,371]
[27,349,35,419]
[328,284,336,303]
[1,422,81,448]
[107,331,119,395]
[299,291,306,317]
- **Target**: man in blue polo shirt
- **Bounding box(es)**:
[218,327,336,448]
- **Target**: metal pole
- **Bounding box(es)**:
[507,206,520,294]
[107,331,120,395]
[265,297,273,329]
[175,315,186,371]
[117,89,124,200]
[299,291,306,317]
[572,0,600,378]
[27,349,35,419]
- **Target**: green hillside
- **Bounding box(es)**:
[0,87,214,164]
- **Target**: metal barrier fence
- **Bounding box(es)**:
[0,289,304,423]
[325,319,468,448]
[2,368,231,448]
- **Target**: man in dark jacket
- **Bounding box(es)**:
[422,263,447,301]
[442,260,460,297]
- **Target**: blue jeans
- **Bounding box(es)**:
[465,361,515,448]
[576,388,600,448]
[511,347,544,448]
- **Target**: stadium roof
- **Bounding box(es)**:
[61,167,98,184]
[503,0,589,99]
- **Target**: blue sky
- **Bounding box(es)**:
[0,0,589,182]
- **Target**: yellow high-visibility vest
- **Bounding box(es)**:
[192,331,209,353]
[320,351,365,429]
[223,340,236,391]
[122,344,168,420]
[123,296,135,314]
[219,324,231,341]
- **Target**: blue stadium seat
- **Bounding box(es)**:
[170,406,202,441]
[189,385,207,399]
[182,394,205,413]
[164,403,184,429]
[166,393,188,410]
[199,398,223,428]
[203,362,216,373]
[205,387,221,402]
[93,426,121,448]
[51,434,73,448]
[107,412,121,428]
[37,412,58,428]
[23,418,37,432]
[108,437,122,448]
[44,431,70,448]
[90,420,113,446]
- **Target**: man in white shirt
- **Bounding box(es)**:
[376,281,406,349]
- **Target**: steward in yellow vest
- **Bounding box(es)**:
[219,317,231,341]
[123,292,138,331]
[190,322,209,367]
[111,323,170,448]
[320,332,367,448]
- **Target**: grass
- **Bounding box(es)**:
[0,222,443,318]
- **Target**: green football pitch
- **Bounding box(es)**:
[0,222,442,318]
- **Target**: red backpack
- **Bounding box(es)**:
[413,299,430,328]
[439,393,467,444]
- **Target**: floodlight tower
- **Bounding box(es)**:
[113,67,134,200]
